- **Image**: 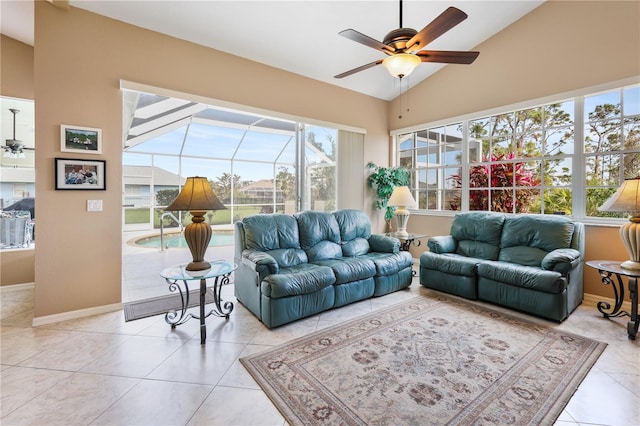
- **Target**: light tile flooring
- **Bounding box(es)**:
[0,237,638,425]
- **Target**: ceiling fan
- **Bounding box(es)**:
[4,108,33,158]
[334,1,479,79]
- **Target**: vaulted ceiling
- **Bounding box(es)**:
[1,1,544,101]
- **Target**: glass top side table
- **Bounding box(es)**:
[160,260,237,344]
[586,260,639,340]
[384,232,428,251]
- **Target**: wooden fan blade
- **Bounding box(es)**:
[417,50,479,64]
[334,59,384,79]
[339,29,395,54]
[406,7,468,53]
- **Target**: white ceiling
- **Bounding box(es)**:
[1,0,544,101]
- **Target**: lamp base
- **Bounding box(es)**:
[394,208,410,239]
[620,260,640,271]
[184,211,212,271]
[619,220,640,271]
[186,260,211,272]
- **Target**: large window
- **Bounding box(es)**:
[122,90,338,230]
[395,82,640,220]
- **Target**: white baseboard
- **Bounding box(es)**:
[0,282,35,292]
[32,303,123,327]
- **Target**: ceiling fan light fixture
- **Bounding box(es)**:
[382,53,421,78]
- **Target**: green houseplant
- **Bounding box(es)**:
[366,162,410,227]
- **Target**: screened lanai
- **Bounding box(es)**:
[122,89,338,231]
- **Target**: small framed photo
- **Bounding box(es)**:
[60,124,102,154]
[55,158,106,190]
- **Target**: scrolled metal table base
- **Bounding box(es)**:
[164,272,234,344]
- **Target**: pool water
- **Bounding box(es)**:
[134,231,234,249]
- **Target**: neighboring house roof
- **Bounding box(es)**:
[239,179,276,192]
[123,165,185,186]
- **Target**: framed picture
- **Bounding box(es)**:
[55,158,106,190]
[60,124,102,154]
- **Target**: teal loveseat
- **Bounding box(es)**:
[234,209,413,328]
[420,212,584,321]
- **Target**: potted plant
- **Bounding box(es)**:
[366,162,410,229]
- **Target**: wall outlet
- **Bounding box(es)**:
[87,200,103,212]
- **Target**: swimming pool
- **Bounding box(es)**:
[132,230,234,249]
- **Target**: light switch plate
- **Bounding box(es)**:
[87,200,103,211]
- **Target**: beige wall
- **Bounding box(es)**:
[399,1,640,298]
[1,35,35,286]
[33,3,389,319]
[1,35,34,100]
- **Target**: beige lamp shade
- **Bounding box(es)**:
[387,185,417,208]
[598,177,640,214]
[166,176,226,271]
[387,186,416,238]
[166,176,226,212]
[598,177,640,270]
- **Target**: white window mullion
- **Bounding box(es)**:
[573,96,586,220]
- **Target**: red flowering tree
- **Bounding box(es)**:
[449,152,539,212]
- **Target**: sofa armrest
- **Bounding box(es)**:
[541,248,581,274]
[368,234,400,253]
[242,249,279,275]
[428,236,457,254]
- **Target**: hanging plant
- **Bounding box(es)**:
[366,161,410,225]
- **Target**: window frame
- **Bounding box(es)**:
[391,77,640,224]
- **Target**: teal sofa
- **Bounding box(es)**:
[234,209,413,328]
[420,212,584,321]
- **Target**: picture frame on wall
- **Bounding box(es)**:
[55,158,106,190]
[60,124,102,154]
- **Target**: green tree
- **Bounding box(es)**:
[307,131,336,211]
[211,173,242,203]
[156,188,179,207]
[276,166,295,200]
[464,103,574,213]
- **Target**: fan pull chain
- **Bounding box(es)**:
[398,76,411,119]
[398,77,403,119]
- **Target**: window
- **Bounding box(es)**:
[585,86,640,218]
[122,90,338,229]
[395,82,640,220]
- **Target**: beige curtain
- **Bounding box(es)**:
[337,130,365,210]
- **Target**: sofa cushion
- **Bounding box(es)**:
[365,251,412,275]
[420,251,479,277]
[243,214,300,251]
[477,261,566,294]
[501,214,575,252]
[295,211,342,261]
[333,209,372,241]
[342,238,370,257]
[368,234,399,253]
[314,257,376,284]
[261,264,336,299]
[450,212,505,260]
[264,248,308,268]
[498,246,548,267]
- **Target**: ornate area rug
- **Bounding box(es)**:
[241,295,606,425]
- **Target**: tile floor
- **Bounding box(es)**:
[1,235,638,425]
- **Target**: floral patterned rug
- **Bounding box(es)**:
[241,295,606,426]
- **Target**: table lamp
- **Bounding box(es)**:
[387,185,416,238]
[166,176,226,271]
[598,176,640,270]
